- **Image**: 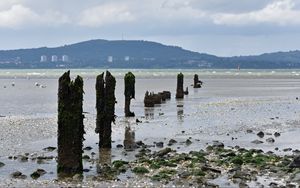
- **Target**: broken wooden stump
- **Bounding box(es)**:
[57,71,84,176]
[176,72,184,99]
[144,91,163,107]
[158,91,171,101]
[95,71,116,148]
[184,87,189,95]
[194,74,202,88]
[124,72,135,117]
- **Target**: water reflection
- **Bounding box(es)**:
[124,126,136,151]
[98,148,112,166]
[144,107,154,119]
[177,102,184,123]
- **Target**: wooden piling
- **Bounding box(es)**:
[176,73,184,99]
[124,72,135,117]
[57,71,84,176]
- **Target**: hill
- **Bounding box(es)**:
[0,39,299,69]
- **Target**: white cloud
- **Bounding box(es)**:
[0,4,38,28]
[0,3,70,29]
[213,0,300,26]
[78,3,135,27]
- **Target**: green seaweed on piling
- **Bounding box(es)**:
[124,72,135,117]
[57,71,84,176]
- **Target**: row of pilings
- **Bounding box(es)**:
[57,71,202,177]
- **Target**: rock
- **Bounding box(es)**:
[289,156,300,168]
[274,132,281,137]
[257,131,264,138]
[178,171,191,179]
[275,147,279,151]
[11,171,27,179]
[43,146,56,152]
[286,184,297,188]
[251,140,263,144]
[83,169,90,172]
[136,119,142,123]
[212,141,224,148]
[116,144,123,148]
[82,155,90,160]
[201,166,221,173]
[83,146,93,151]
[266,138,275,143]
[246,129,253,133]
[283,148,292,152]
[239,182,249,188]
[185,139,192,145]
[269,182,278,187]
[155,142,164,148]
[293,149,300,155]
[30,171,41,179]
[0,162,5,168]
[168,139,177,146]
[177,105,184,107]
[135,141,145,146]
[18,155,28,162]
[155,148,172,157]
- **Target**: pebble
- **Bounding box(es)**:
[266,138,275,143]
[257,131,264,138]
[251,140,263,144]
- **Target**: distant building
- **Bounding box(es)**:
[62,55,69,62]
[51,55,58,62]
[40,55,47,62]
[108,56,113,63]
[124,56,130,62]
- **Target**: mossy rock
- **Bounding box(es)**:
[132,166,149,174]
[230,156,244,165]
[30,171,40,179]
[112,160,129,169]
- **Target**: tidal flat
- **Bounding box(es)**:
[0,69,300,187]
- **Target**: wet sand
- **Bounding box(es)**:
[0,69,300,187]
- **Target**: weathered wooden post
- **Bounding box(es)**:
[96,71,116,148]
[57,71,84,176]
[176,72,184,99]
[124,72,135,117]
[194,74,202,88]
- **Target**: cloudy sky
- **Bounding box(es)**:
[0,0,300,56]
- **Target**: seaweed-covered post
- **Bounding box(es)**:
[57,71,84,176]
[176,72,184,99]
[194,74,202,88]
[96,71,116,148]
[124,72,135,117]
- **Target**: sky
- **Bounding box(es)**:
[0,0,300,56]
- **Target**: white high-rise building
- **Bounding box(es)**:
[40,55,47,62]
[108,56,113,63]
[124,56,130,62]
[51,55,58,62]
[62,55,69,62]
